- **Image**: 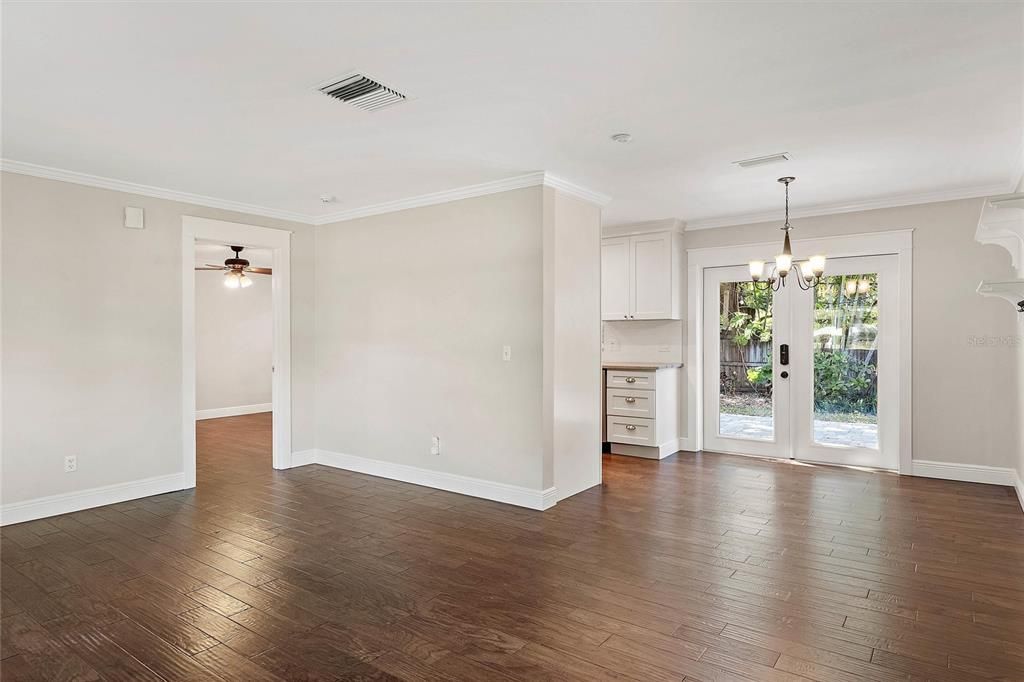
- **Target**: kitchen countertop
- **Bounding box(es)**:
[602,362,683,370]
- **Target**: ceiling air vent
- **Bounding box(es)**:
[733,152,791,168]
[318,73,406,112]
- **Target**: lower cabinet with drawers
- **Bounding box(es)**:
[604,366,681,459]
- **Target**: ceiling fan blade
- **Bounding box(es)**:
[246,267,272,275]
[194,266,224,270]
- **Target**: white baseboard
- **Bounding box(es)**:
[0,472,189,526]
[911,460,1018,486]
[676,437,698,453]
[296,449,555,511]
[290,449,318,467]
[1015,469,1024,514]
[196,403,272,420]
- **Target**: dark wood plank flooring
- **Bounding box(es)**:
[3,412,1024,680]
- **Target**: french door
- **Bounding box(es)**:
[703,255,899,469]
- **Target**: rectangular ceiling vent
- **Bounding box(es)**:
[318,73,406,112]
[733,152,791,168]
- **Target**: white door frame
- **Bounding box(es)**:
[181,216,292,488]
[685,229,913,474]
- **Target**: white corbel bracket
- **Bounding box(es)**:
[976,192,1024,278]
[976,280,1024,312]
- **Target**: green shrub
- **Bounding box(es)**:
[814,350,876,415]
[746,362,773,388]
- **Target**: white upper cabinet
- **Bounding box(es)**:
[601,230,681,320]
[630,232,673,319]
[601,237,630,320]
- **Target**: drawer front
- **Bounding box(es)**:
[606,415,657,446]
[606,369,656,390]
[606,388,655,419]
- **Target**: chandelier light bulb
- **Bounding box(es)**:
[775,252,793,276]
[749,260,766,281]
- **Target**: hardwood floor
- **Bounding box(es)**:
[3,412,1024,681]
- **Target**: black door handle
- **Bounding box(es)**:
[780,344,789,366]
[780,371,789,379]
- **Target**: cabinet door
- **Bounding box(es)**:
[630,232,673,319]
[601,237,630,320]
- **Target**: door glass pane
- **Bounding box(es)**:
[812,274,879,449]
[719,281,773,441]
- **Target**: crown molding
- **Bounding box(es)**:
[1,160,611,226]
[0,159,313,224]
[313,171,610,224]
[541,173,613,208]
[313,172,546,224]
[684,181,1016,231]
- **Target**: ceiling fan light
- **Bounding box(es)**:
[224,270,245,289]
[240,273,253,288]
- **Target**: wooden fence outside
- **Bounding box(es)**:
[720,339,876,392]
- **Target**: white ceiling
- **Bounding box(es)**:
[3,2,1022,227]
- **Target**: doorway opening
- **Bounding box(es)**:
[181,216,292,489]
[194,241,275,481]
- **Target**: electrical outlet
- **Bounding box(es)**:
[64,455,77,472]
[502,345,512,362]
[430,436,441,456]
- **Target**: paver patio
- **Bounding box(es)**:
[718,412,878,449]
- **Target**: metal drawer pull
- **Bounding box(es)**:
[625,424,637,431]
[624,397,637,404]
[625,377,637,383]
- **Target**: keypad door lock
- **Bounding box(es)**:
[780,343,789,366]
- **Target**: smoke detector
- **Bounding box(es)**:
[610,133,633,144]
[733,152,791,168]
[318,73,407,112]
[319,194,336,204]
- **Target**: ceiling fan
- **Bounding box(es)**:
[195,245,271,289]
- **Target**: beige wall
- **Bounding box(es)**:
[0,172,315,506]
[315,187,546,490]
[683,198,1020,469]
[195,269,272,412]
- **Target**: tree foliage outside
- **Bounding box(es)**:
[719,274,878,422]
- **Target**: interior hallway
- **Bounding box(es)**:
[2,413,1023,680]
